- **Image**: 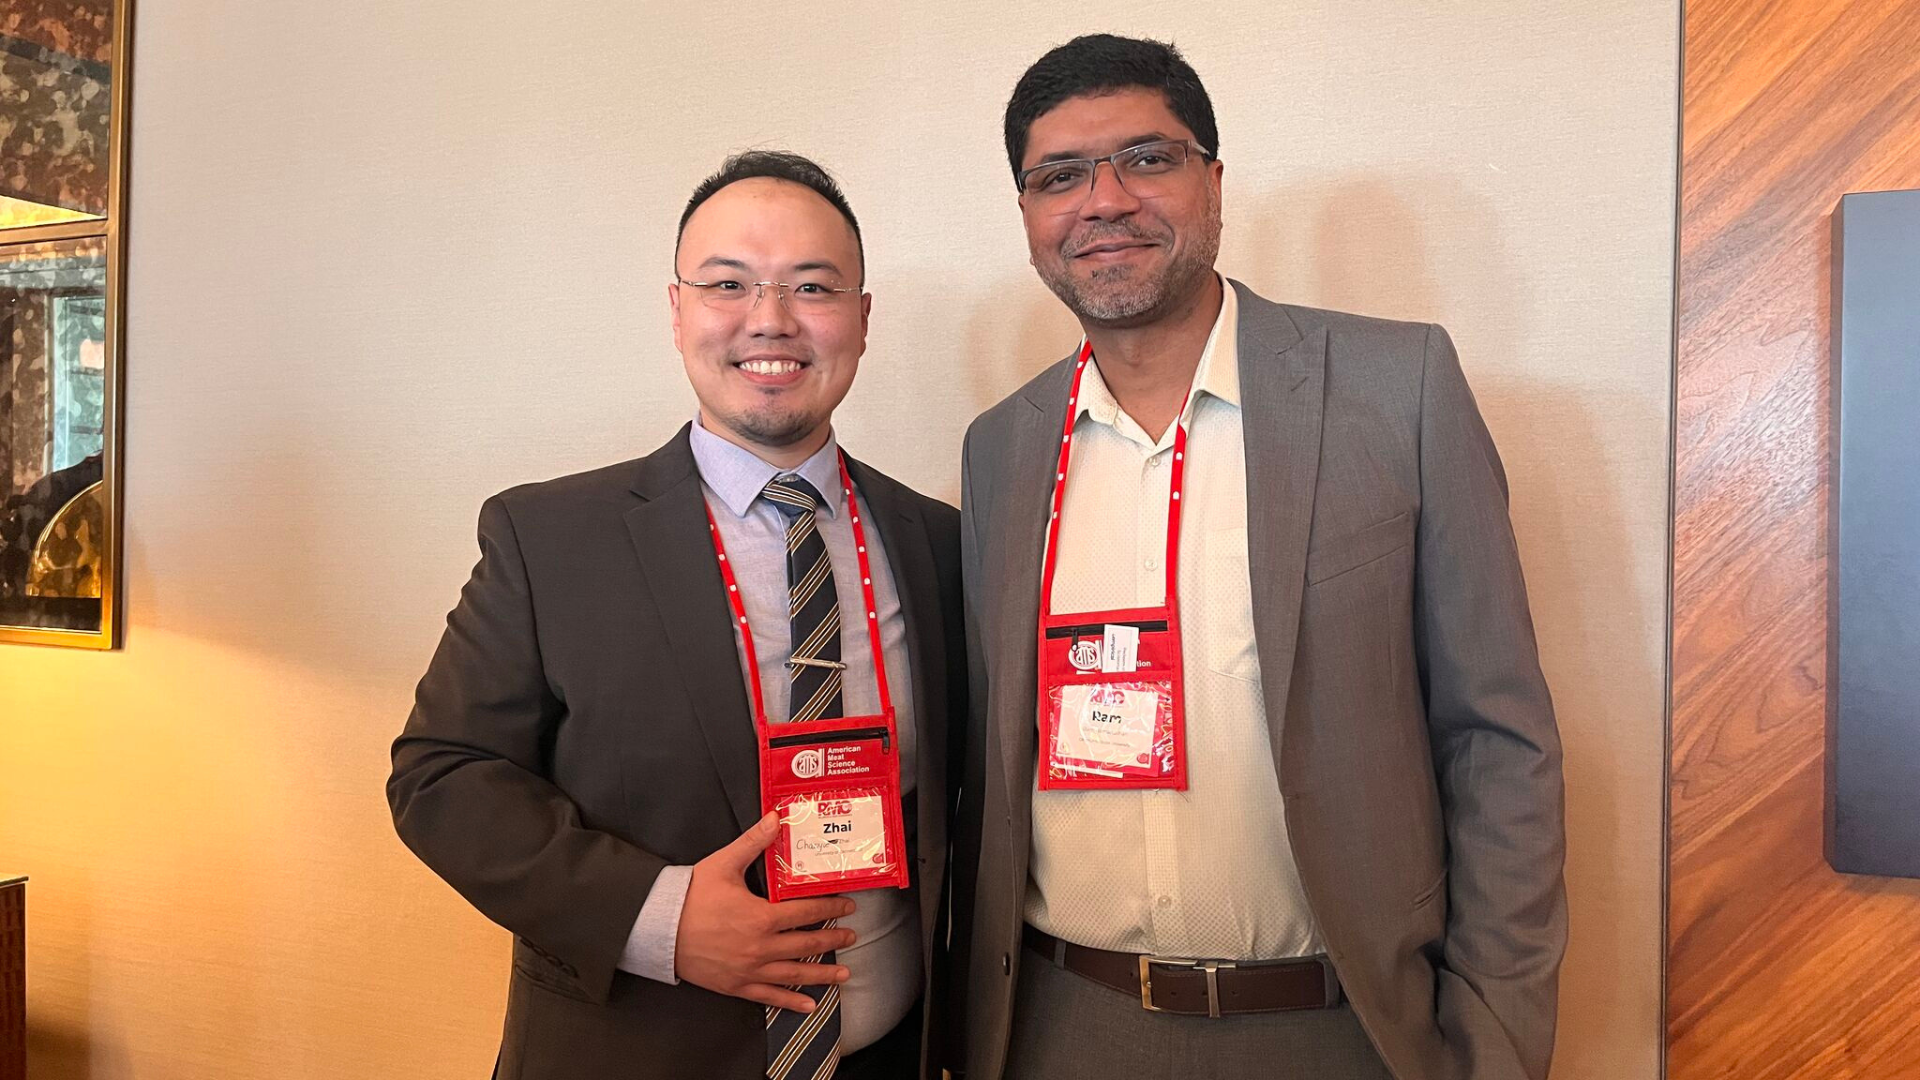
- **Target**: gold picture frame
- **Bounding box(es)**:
[0,0,132,649]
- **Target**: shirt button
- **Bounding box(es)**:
[1157,896,1173,909]
[1147,456,1162,469]
[1144,556,1159,570]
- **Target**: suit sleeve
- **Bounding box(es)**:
[1413,325,1569,1080]
[388,494,665,1004]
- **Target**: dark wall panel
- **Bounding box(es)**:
[1828,188,1920,880]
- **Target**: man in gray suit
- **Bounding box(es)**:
[950,35,1566,1080]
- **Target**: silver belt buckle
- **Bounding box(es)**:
[1138,955,1236,1018]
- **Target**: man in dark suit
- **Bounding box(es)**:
[390,151,963,1080]
[950,35,1566,1080]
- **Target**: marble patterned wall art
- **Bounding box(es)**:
[0,236,105,633]
[0,0,113,223]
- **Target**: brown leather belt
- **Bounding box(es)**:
[1023,925,1342,1018]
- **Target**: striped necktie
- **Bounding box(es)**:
[764,475,846,724]
[762,473,842,1080]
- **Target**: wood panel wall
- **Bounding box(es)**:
[1671,2,1920,1077]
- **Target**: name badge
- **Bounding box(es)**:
[782,793,889,877]
[1055,684,1158,769]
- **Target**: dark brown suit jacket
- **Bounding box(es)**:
[389,425,964,1080]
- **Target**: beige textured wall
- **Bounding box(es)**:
[0,2,1675,1077]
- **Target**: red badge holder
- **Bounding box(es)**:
[1037,342,1192,791]
[760,713,907,900]
[707,453,911,901]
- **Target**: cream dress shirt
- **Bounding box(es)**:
[1028,280,1326,961]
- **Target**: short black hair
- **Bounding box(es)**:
[1003,34,1218,187]
[676,150,864,280]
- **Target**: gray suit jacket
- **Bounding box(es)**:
[950,281,1566,1080]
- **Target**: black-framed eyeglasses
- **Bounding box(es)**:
[1016,139,1214,210]
[674,278,861,311]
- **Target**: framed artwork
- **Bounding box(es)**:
[0,0,131,647]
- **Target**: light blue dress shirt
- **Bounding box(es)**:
[617,418,922,1053]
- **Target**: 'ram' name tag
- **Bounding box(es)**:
[1056,684,1158,768]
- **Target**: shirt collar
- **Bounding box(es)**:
[688,417,845,520]
[1196,278,1240,408]
[1074,275,1240,441]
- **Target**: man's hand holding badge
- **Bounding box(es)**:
[674,811,857,1012]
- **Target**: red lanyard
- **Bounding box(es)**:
[705,452,892,729]
[1039,341,1194,619]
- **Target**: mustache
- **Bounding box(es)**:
[1062,224,1166,257]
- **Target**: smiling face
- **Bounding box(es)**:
[1018,87,1224,328]
[671,177,870,458]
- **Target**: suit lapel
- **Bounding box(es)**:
[845,456,947,946]
[1234,282,1327,781]
[624,426,762,834]
[1000,361,1076,820]
[844,458,943,811]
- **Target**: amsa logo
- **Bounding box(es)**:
[792,749,824,779]
[1069,639,1101,672]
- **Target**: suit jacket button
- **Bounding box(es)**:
[1002,954,1010,975]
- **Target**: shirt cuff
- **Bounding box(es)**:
[618,864,695,984]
